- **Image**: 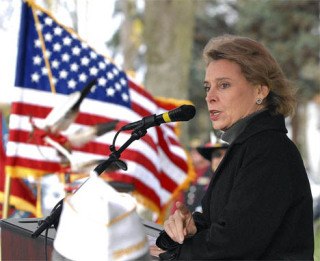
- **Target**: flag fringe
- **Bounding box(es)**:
[6,165,52,179]
[132,191,160,214]
[155,97,194,107]
[0,191,37,216]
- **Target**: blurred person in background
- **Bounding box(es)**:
[188,139,210,179]
[151,35,314,260]
[185,140,228,212]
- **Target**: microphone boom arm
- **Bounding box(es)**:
[93,128,147,175]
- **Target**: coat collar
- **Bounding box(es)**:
[212,110,287,177]
[221,109,266,144]
[233,110,288,145]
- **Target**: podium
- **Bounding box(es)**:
[1,218,162,260]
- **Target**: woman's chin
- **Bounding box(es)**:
[212,122,225,131]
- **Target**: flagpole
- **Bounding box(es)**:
[2,173,12,219]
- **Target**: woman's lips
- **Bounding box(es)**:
[210,110,221,121]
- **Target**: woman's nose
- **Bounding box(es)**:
[206,88,217,103]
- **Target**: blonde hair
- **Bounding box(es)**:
[203,35,296,117]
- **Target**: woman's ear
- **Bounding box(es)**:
[258,85,270,99]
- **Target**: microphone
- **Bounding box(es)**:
[121,104,196,131]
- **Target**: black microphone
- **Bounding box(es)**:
[121,104,196,131]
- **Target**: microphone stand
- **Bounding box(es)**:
[31,127,148,238]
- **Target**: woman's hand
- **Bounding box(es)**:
[163,201,197,244]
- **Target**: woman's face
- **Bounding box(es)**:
[204,59,265,131]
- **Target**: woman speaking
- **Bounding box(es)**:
[152,35,314,260]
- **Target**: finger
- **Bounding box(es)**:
[173,209,186,243]
[176,202,191,229]
[176,201,190,216]
[164,217,180,243]
[184,215,197,237]
[164,219,174,239]
[175,202,195,237]
[183,215,193,236]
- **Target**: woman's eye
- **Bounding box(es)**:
[204,86,210,93]
[220,82,230,89]
[203,82,210,93]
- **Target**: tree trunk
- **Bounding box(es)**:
[144,0,195,145]
[120,0,140,72]
[144,0,195,99]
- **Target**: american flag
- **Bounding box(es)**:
[6,1,194,218]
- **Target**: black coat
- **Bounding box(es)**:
[157,111,314,260]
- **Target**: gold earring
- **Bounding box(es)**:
[256,98,263,105]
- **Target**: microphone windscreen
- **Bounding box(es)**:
[170,105,196,122]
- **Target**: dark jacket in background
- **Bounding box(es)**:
[157,110,314,260]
